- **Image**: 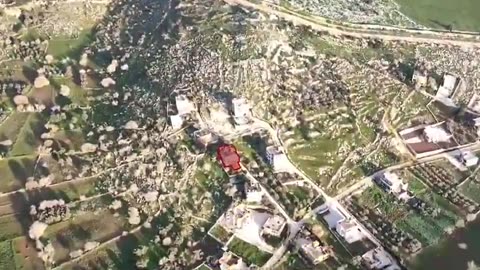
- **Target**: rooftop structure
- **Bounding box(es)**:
[423,125,452,143]
[232,98,250,125]
[218,252,249,270]
[246,190,263,204]
[217,144,242,172]
[262,215,286,237]
[175,94,195,115]
[266,146,290,173]
[361,248,401,270]
[412,70,427,88]
[443,74,457,91]
[193,129,218,148]
[460,150,478,167]
[232,98,250,118]
[296,237,332,265]
[400,123,458,158]
[377,172,408,194]
[336,219,364,244]
[436,74,457,99]
[169,114,183,130]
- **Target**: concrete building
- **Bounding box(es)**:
[266,146,290,172]
[246,190,263,204]
[336,219,365,244]
[436,74,457,99]
[232,98,250,125]
[400,122,458,158]
[217,252,249,270]
[460,150,479,167]
[297,237,332,265]
[262,215,286,237]
[423,125,453,143]
[361,248,401,270]
[377,172,408,194]
[412,70,428,88]
[175,94,195,115]
[169,114,183,129]
[193,129,218,148]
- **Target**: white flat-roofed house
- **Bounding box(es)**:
[336,219,365,244]
[262,215,286,237]
[379,172,408,194]
[266,146,290,173]
[423,125,453,143]
[246,190,263,204]
[169,114,183,129]
[435,74,457,100]
[175,94,195,115]
[460,151,479,167]
[443,74,457,91]
[232,98,250,125]
[412,70,428,88]
[362,248,401,270]
[297,237,332,265]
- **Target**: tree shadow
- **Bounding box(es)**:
[21,65,38,85]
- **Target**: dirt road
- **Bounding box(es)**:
[224,0,480,48]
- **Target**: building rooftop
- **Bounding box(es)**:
[217,144,241,172]
[169,114,183,129]
[297,237,332,264]
[266,146,290,172]
[443,74,457,91]
[424,125,452,143]
[336,219,365,244]
[262,215,286,236]
[266,145,283,155]
[175,94,195,115]
[362,248,400,270]
[232,98,250,117]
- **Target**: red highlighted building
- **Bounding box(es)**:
[217,144,241,172]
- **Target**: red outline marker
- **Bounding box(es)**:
[217,144,241,172]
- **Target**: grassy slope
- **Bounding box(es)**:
[0,155,37,193]
[228,237,272,266]
[47,28,95,59]
[9,113,46,157]
[395,0,480,31]
[0,240,15,270]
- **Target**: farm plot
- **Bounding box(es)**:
[346,183,461,254]
[459,178,480,204]
[0,240,15,270]
[0,155,37,193]
[43,210,128,264]
[0,112,31,151]
[390,91,433,130]
[209,223,232,244]
[227,237,272,267]
[12,236,44,270]
[407,162,479,214]
[9,113,47,157]
[394,0,480,32]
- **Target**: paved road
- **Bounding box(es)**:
[224,0,480,48]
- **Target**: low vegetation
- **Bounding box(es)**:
[227,237,272,266]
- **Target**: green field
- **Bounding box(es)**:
[0,240,15,270]
[395,0,480,32]
[47,28,95,59]
[228,237,272,267]
[9,113,46,157]
[0,155,37,193]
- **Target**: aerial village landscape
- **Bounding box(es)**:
[0,0,480,269]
